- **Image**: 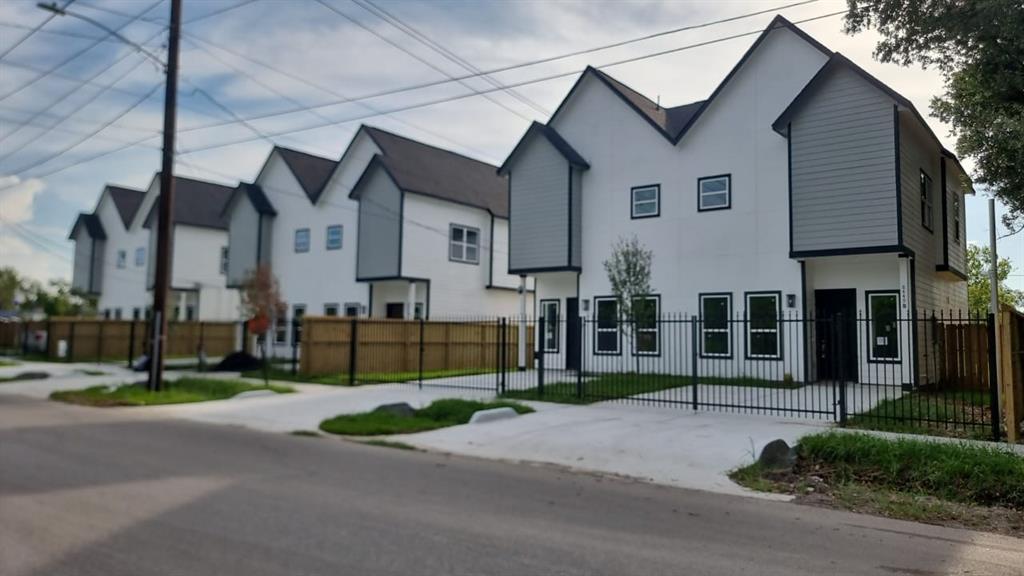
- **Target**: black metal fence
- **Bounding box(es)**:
[383,311,1001,441]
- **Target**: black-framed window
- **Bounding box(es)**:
[920,170,934,232]
[294,228,310,253]
[745,292,781,359]
[699,293,732,358]
[274,307,288,344]
[344,303,361,317]
[219,246,229,275]
[449,224,479,264]
[630,184,660,219]
[326,225,343,250]
[114,308,122,320]
[953,195,961,244]
[867,291,900,361]
[632,295,659,356]
[292,304,306,344]
[132,307,141,320]
[386,303,404,319]
[324,303,339,316]
[185,306,195,321]
[540,299,559,353]
[698,174,731,212]
[593,297,620,354]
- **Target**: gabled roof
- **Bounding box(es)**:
[546,16,831,145]
[223,182,276,218]
[68,212,106,240]
[354,125,509,217]
[274,146,338,204]
[143,175,236,230]
[771,52,972,189]
[105,185,145,228]
[497,121,589,175]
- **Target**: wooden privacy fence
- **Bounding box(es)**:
[0,322,20,349]
[300,317,535,378]
[38,318,238,362]
[934,322,991,390]
[998,306,1024,443]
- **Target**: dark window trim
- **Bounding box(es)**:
[630,294,661,357]
[952,194,961,245]
[697,174,731,212]
[294,227,311,253]
[630,184,660,219]
[448,223,481,265]
[698,292,733,359]
[920,169,934,233]
[864,290,902,364]
[540,299,560,353]
[323,303,339,316]
[743,291,783,360]
[325,224,343,251]
[591,295,621,356]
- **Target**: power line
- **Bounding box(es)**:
[0,0,77,62]
[0,18,103,41]
[176,10,846,156]
[313,0,534,122]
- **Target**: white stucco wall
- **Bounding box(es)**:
[94,189,150,319]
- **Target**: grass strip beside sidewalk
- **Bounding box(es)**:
[51,377,293,407]
[501,373,799,405]
[242,367,497,386]
[320,398,533,436]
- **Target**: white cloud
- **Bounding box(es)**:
[0,175,44,222]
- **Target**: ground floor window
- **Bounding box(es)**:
[113,308,122,320]
[185,306,195,321]
[593,297,619,354]
[292,305,306,344]
[699,293,731,357]
[632,295,659,356]
[867,291,900,361]
[324,303,339,316]
[132,308,141,320]
[344,303,361,317]
[746,292,781,359]
[274,308,288,344]
[540,299,559,352]
[386,303,404,319]
[414,302,424,320]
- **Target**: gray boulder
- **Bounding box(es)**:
[468,407,519,424]
[375,402,416,418]
[757,439,796,470]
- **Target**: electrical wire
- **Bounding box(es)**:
[0,0,77,61]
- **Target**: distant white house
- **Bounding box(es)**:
[70,174,240,322]
[499,16,972,387]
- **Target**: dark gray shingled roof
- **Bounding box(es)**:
[143,175,236,230]
[106,185,145,228]
[274,146,338,204]
[357,126,509,217]
[497,121,589,175]
[68,212,106,240]
[590,68,705,140]
[239,182,276,215]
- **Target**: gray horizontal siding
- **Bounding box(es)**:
[791,66,898,253]
[507,135,570,271]
[355,166,402,279]
[227,197,260,286]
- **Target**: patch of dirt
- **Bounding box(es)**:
[752,464,1024,538]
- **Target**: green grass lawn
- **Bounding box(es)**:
[50,377,294,407]
[847,390,992,439]
[319,398,533,436]
[730,432,1024,534]
[501,373,799,404]
[0,359,19,367]
[242,366,497,386]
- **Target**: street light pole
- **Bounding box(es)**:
[148,0,182,392]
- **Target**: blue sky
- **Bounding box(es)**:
[1,0,1020,291]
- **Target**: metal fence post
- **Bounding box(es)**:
[198,321,206,372]
[537,316,545,399]
[576,316,584,400]
[128,320,136,368]
[500,317,507,395]
[418,317,425,390]
[837,315,848,426]
[348,318,358,386]
[21,320,30,356]
[987,313,1002,441]
[67,321,75,362]
[291,318,298,376]
[690,315,698,410]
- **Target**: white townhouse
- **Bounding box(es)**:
[499,16,972,387]
[69,184,148,319]
[349,126,531,320]
[225,144,367,355]
[71,174,241,321]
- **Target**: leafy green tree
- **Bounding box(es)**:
[844,1,1024,227]
[0,267,21,310]
[603,235,654,368]
[966,244,1023,315]
[19,279,96,317]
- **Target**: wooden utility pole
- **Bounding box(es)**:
[148,0,182,392]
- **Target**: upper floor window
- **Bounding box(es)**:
[449,224,479,264]
[953,195,961,244]
[699,293,732,358]
[746,292,781,359]
[116,250,126,269]
[920,171,934,232]
[698,174,731,212]
[219,246,228,275]
[294,228,310,253]
[630,185,660,219]
[326,225,343,250]
[135,247,145,267]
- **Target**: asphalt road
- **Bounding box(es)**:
[1,395,1020,576]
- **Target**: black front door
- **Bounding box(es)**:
[815,289,858,382]
[565,297,580,371]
